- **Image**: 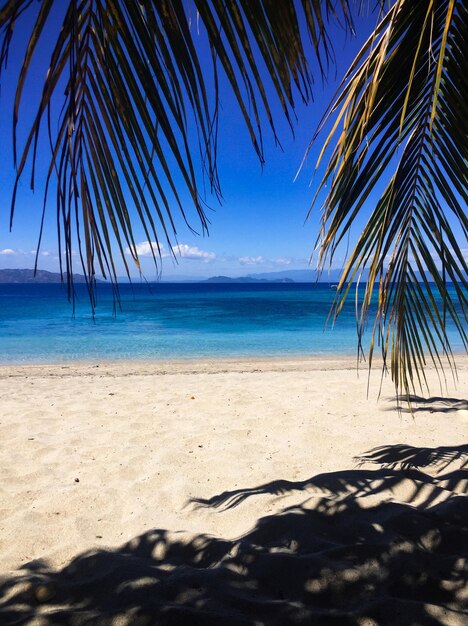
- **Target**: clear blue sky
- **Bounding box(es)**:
[0,6,381,280]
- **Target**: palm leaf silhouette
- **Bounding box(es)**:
[310,0,467,397]
[0,0,351,302]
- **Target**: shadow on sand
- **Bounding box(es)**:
[387,395,468,414]
[0,443,467,625]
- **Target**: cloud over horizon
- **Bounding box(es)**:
[128,241,216,263]
[0,248,54,257]
[238,255,294,267]
[172,244,216,261]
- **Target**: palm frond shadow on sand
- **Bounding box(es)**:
[354,443,468,471]
[386,395,468,414]
[0,443,467,625]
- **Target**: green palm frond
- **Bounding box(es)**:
[312,0,467,398]
[0,0,351,299]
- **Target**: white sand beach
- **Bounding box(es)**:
[0,356,467,624]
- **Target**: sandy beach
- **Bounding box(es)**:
[0,356,467,624]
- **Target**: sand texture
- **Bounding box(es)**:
[0,357,467,624]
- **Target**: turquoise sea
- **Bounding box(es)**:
[0,282,464,364]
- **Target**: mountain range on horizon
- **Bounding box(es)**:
[0,269,91,284]
[1,267,443,284]
[0,268,347,284]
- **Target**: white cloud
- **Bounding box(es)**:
[0,248,55,257]
[239,255,266,265]
[172,244,216,261]
[127,241,216,262]
[127,241,168,257]
[238,255,295,267]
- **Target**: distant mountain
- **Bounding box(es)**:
[247,269,438,284]
[200,270,352,283]
[0,269,90,284]
[247,269,364,282]
[201,275,294,284]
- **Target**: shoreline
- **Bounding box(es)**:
[1,352,467,377]
[0,354,362,376]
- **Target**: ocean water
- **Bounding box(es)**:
[0,282,464,364]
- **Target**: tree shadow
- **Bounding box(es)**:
[354,443,468,471]
[0,443,467,625]
[191,444,468,511]
[387,395,468,414]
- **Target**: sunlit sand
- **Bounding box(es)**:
[0,356,467,623]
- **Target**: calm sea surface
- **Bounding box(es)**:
[0,282,464,364]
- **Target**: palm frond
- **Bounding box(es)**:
[0,0,351,299]
[312,0,467,398]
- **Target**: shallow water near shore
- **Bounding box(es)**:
[0,282,464,363]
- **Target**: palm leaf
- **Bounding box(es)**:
[0,0,351,298]
[311,0,467,398]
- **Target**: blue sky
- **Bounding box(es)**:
[0,7,385,280]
